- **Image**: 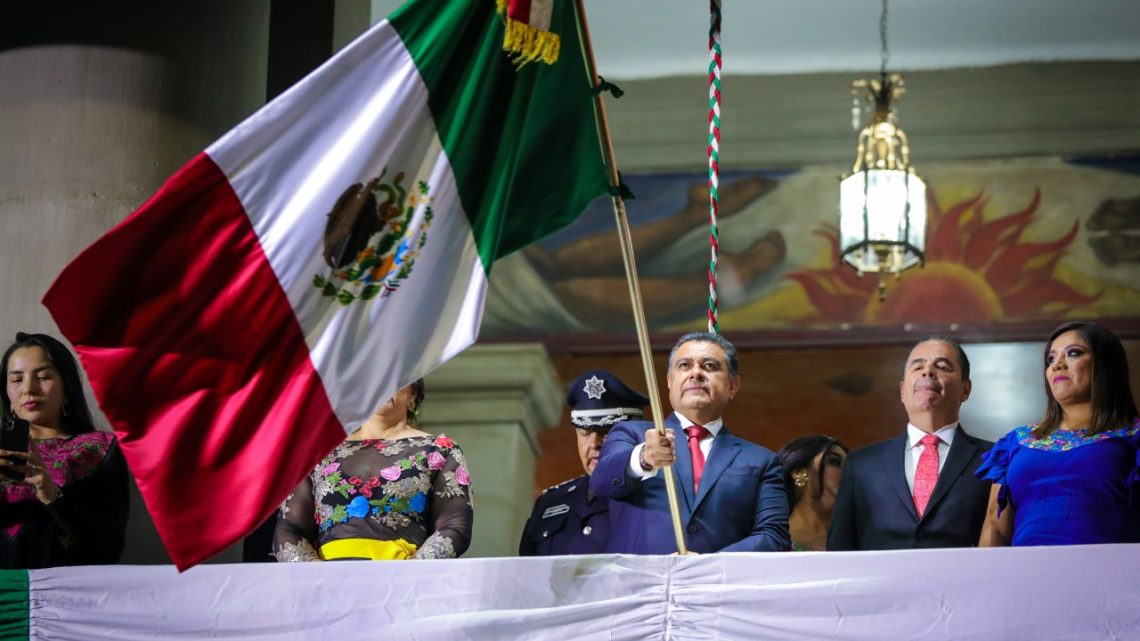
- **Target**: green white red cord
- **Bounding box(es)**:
[707,0,722,333]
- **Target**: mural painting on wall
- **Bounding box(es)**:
[481,156,1140,337]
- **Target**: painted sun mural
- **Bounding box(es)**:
[481,157,1140,337]
[785,189,1100,325]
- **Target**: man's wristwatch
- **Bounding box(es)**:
[638,447,654,472]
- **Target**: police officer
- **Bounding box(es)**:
[518,369,650,556]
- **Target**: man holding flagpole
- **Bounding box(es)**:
[591,332,790,554]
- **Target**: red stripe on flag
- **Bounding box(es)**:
[43,153,345,569]
[507,0,532,24]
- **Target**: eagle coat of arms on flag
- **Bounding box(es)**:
[314,168,433,304]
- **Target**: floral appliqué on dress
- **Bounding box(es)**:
[1,432,112,503]
[1,431,114,539]
[273,433,473,561]
[312,435,470,531]
[1016,419,1140,452]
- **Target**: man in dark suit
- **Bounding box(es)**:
[590,332,789,554]
[519,369,649,556]
[828,335,993,550]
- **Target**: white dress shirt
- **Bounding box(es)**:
[628,413,723,479]
[903,422,958,492]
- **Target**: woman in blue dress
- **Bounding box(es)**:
[977,321,1140,546]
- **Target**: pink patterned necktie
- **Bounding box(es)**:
[685,425,710,493]
[912,433,941,518]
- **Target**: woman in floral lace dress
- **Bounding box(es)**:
[0,332,129,568]
[274,379,473,561]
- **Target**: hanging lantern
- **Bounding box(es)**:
[838,0,926,301]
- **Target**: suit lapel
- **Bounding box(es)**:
[886,432,919,522]
[693,427,742,512]
[667,414,695,513]
[921,426,977,522]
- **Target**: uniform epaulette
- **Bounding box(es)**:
[541,476,581,494]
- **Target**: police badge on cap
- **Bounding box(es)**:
[566,369,650,429]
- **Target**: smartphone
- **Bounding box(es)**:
[0,417,30,482]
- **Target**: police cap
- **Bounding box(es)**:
[566,369,650,429]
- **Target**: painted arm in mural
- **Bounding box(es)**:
[526,177,774,277]
[522,176,786,328]
[1087,195,1140,267]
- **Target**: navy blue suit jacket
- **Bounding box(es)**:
[590,415,790,554]
[827,426,993,550]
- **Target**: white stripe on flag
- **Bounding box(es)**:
[207,20,484,432]
[531,0,555,31]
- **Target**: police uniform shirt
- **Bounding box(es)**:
[518,475,611,556]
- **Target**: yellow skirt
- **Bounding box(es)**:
[319,537,418,561]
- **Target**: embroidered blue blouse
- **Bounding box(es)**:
[976,420,1140,546]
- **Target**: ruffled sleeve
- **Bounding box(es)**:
[976,427,1024,515]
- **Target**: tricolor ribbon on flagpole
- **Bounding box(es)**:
[497,0,561,65]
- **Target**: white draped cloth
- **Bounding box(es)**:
[20,545,1140,640]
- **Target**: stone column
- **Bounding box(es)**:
[422,344,563,558]
[0,3,272,564]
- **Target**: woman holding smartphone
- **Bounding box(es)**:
[0,332,129,568]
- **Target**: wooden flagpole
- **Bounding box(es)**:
[572,0,689,555]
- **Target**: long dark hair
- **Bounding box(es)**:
[777,435,848,509]
[1035,321,1138,438]
[1,332,97,434]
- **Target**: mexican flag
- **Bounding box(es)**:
[41,0,607,570]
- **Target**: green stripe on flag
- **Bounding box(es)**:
[0,570,28,641]
[390,0,608,271]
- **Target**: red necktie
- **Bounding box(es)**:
[685,425,710,493]
[912,433,940,518]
